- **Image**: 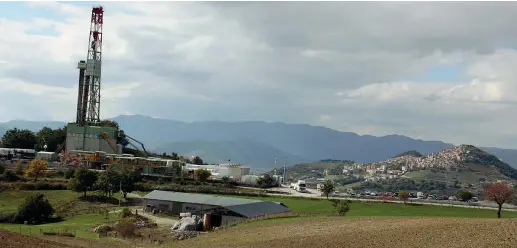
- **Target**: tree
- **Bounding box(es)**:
[96,170,121,197]
[329,199,350,216]
[14,160,24,175]
[36,126,66,152]
[319,180,335,199]
[70,168,98,197]
[192,156,204,165]
[257,174,275,188]
[14,193,54,224]
[194,169,211,182]
[0,163,4,175]
[1,128,38,149]
[484,182,514,218]
[171,152,179,160]
[99,119,120,130]
[457,190,474,202]
[25,159,48,182]
[398,190,410,203]
[119,167,140,198]
[221,176,230,184]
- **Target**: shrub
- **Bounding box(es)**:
[0,164,5,174]
[121,208,132,218]
[14,193,55,224]
[2,170,20,182]
[114,221,137,238]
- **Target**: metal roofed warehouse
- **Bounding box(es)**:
[142,190,291,226]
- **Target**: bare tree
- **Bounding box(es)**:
[484,182,514,218]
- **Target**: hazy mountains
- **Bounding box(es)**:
[2,114,517,170]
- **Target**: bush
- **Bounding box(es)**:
[7,182,69,191]
[1,170,20,182]
[121,208,132,218]
[114,221,138,238]
[0,164,5,174]
[14,193,55,224]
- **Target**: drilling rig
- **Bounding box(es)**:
[59,6,148,168]
[64,6,119,159]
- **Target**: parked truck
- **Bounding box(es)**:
[291,180,307,193]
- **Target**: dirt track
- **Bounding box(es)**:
[175,217,517,248]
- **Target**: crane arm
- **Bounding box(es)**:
[101,132,117,153]
[124,134,148,156]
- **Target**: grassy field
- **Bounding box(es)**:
[0,190,78,214]
[0,213,119,239]
[234,195,517,218]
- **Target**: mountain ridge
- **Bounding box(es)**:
[1,115,517,170]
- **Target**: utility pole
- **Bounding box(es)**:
[283,156,287,186]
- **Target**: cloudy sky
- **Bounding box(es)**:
[1,2,517,148]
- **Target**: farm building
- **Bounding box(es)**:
[142,190,291,226]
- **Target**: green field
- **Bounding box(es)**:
[0,190,78,214]
[235,195,517,218]
[0,213,119,239]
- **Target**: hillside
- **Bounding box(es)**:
[358,145,517,190]
[2,115,517,170]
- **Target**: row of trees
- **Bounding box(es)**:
[70,167,141,198]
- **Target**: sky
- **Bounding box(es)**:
[2,2,517,149]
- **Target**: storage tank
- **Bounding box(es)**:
[116,144,123,154]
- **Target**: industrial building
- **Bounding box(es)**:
[142,190,291,226]
[183,163,251,180]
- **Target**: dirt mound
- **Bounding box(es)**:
[175,217,517,248]
[0,230,81,248]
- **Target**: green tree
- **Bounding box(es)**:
[329,199,350,216]
[171,152,179,160]
[319,180,335,199]
[194,169,211,182]
[257,174,275,188]
[457,190,474,202]
[70,168,98,197]
[14,193,54,224]
[36,126,66,152]
[99,119,120,130]
[96,170,120,197]
[1,128,38,149]
[3,170,20,182]
[0,163,4,174]
[222,176,230,184]
[119,167,140,198]
[192,156,204,165]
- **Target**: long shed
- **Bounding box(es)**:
[142,190,291,226]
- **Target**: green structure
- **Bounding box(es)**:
[65,123,119,154]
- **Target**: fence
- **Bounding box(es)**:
[0,224,79,238]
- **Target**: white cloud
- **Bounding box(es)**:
[2,2,517,148]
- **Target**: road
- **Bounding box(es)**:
[125,193,177,226]
[260,185,517,212]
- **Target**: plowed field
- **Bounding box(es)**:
[176,217,517,248]
[0,230,81,248]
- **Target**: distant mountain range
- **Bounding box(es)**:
[1,114,517,171]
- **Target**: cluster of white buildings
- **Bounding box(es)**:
[346,145,487,182]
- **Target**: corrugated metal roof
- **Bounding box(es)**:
[143,190,263,207]
[143,190,291,218]
[224,201,291,218]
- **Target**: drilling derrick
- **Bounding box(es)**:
[76,6,104,126]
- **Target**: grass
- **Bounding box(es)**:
[0,213,119,239]
[0,190,78,215]
[232,195,517,218]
